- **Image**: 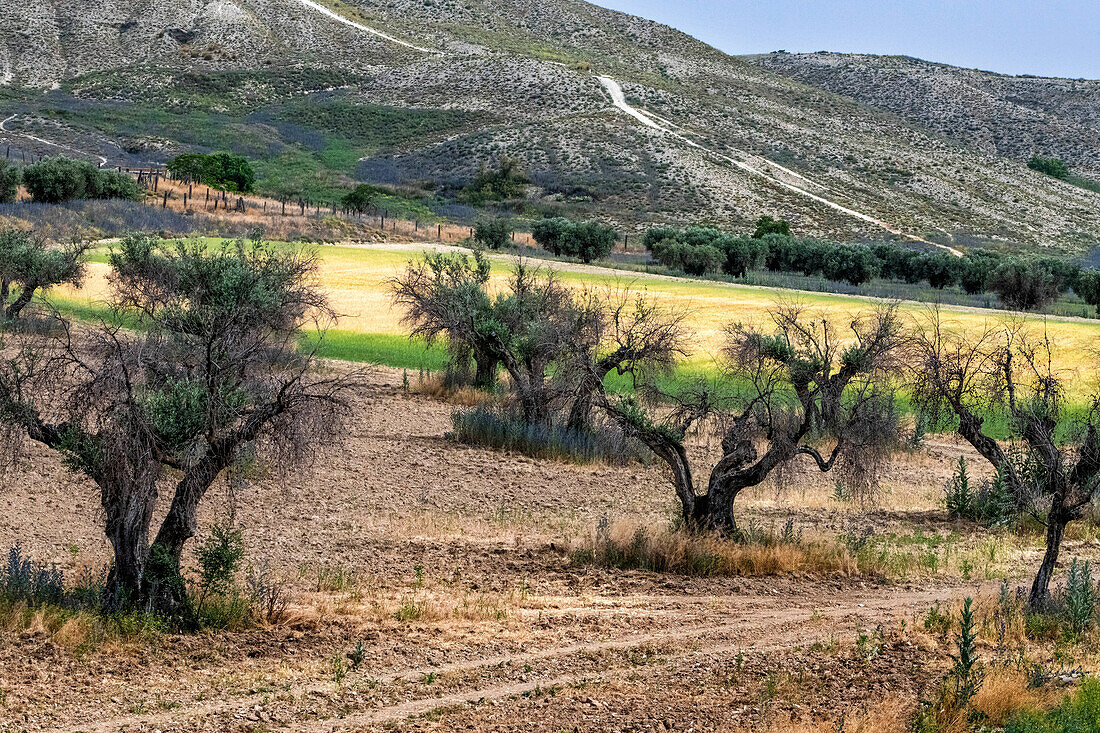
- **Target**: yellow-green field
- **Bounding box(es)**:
[57,240,1100,413]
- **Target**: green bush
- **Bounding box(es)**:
[989,257,1064,311]
[460,156,527,203]
[1005,677,1100,732]
[1027,155,1071,180]
[531,217,616,263]
[474,218,512,250]
[341,183,385,213]
[22,157,141,204]
[752,215,791,238]
[0,159,19,203]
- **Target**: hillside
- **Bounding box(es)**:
[1,0,1099,251]
[750,51,1100,179]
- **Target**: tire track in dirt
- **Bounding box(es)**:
[61,584,969,733]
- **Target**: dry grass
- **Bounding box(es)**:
[410,373,494,407]
[970,670,1057,726]
[571,520,862,577]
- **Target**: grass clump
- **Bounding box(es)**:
[1004,678,1100,732]
[571,519,861,577]
[449,405,644,465]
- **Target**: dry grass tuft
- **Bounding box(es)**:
[571,520,862,577]
[970,670,1055,726]
[411,373,493,407]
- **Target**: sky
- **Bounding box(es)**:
[590,1,1100,79]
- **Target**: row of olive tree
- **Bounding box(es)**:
[393,251,1100,609]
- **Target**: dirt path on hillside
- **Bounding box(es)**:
[596,77,961,257]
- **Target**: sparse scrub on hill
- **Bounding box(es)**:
[1027,155,1071,181]
[0,232,354,620]
[22,157,142,204]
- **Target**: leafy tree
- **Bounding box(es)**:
[721,236,769,278]
[167,152,255,192]
[0,160,19,203]
[988,257,1063,311]
[341,184,385,214]
[391,249,498,389]
[959,250,1000,294]
[822,245,879,286]
[598,303,906,533]
[474,219,512,250]
[0,229,90,320]
[1027,155,1070,180]
[532,218,615,263]
[1075,269,1100,311]
[918,253,960,290]
[0,234,350,616]
[752,215,791,238]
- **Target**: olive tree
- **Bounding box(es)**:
[0,234,351,616]
[563,287,688,431]
[0,229,90,321]
[909,313,1100,608]
[596,303,906,533]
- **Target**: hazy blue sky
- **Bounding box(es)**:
[591,1,1100,79]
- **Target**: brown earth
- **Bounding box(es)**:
[0,366,1061,732]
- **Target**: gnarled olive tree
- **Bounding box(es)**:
[597,303,906,534]
[0,234,351,616]
[910,313,1100,608]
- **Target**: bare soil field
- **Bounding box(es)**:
[0,366,1083,732]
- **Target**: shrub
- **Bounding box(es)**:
[449,405,640,464]
[460,156,527,203]
[944,457,972,519]
[989,257,1063,311]
[1005,677,1100,732]
[474,218,512,250]
[341,183,385,213]
[1027,155,1071,180]
[1062,558,1095,637]
[0,159,19,203]
[22,157,141,204]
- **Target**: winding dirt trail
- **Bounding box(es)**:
[290,0,439,53]
[0,113,109,166]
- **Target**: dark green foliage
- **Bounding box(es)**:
[1063,558,1095,637]
[989,257,1064,311]
[0,229,90,320]
[532,217,615,263]
[474,218,512,250]
[950,597,980,705]
[920,253,960,289]
[167,152,255,192]
[22,157,142,204]
[460,156,527,203]
[959,250,999,294]
[1028,155,1071,180]
[1,543,65,606]
[0,159,20,203]
[195,518,245,603]
[341,183,385,213]
[752,215,791,238]
[1075,269,1100,309]
[1005,678,1100,732]
[944,456,972,519]
[644,227,766,278]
